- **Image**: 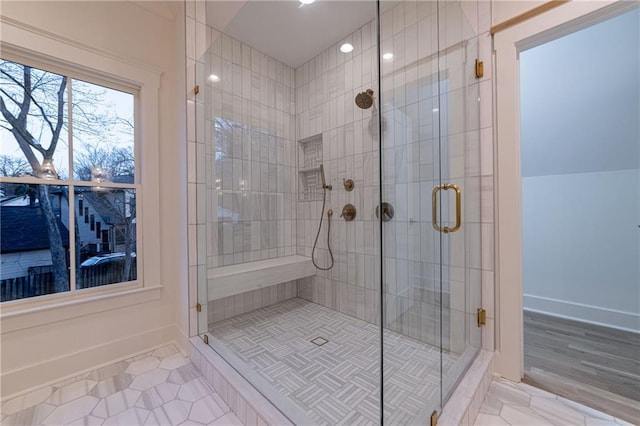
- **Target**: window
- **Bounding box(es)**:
[0,21,161,328]
[0,56,139,302]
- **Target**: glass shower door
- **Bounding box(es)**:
[380,0,482,422]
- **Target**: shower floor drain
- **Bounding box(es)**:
[311,337,328,346]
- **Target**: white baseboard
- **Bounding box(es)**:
[1,324,178,400]
[174,323,190,354]
[523,294,640,333]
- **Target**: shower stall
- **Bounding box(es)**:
[188,1,485,423]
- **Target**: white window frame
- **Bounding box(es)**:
[0,18,162,332]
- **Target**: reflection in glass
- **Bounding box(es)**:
[75,186,137,289]
[72,79,135,184]
[210,87,296,267]
[0,183,70,301]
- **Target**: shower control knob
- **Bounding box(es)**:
[340,204,356,222]
[343,178,355,191]
[376,202,394,222]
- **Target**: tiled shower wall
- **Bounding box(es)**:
[208,281,298,324]
[382,0,495,355]
[186,3,299,333]
[204,32,298,268]
[478,3,495,355]
[296,1,494,354]
[295,17,383,325]
[385,1,487,355]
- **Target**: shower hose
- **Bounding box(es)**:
[311,187,334,270]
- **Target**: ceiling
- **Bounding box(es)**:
[206,1,390,68]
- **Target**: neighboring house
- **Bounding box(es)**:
[49,185,136,261]
[0,205,70,280]
[47,189,108,259]
[0,183,136,282]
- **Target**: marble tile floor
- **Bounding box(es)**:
[477,376,637,426]
[0,344,243,426]
[209,298,460,425]
[1,342,635,426]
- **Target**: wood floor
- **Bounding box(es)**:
[523,310,640,424]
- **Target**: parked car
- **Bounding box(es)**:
[80,252,136,268]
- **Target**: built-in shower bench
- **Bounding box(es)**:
[207,255,315,300]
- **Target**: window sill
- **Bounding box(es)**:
[0,284,163,333]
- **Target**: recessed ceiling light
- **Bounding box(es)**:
[432,108,439,112]
[299,0,315,5]
[340,43,354,53]
[382,52,394,61]
[208,74,220,82]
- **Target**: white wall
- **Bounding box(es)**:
[520,7,640,332]
[0,0,188,398]
[520,8,640,179]
[522,170,640,331]
[492,0,546,26]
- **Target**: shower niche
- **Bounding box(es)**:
[297,134,323,201]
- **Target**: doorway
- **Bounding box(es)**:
[494,1,639,423]
[519,6,639,421]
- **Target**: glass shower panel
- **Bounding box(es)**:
[192,2,383,424]
[381,0,482,421]
[380,0,444,422]
[436,0,482,405]
[187,11,210,336]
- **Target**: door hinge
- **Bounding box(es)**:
[196,303,201,312]
[477,308,487,327]
[431,410,438,426]
[203,334,209,345]
[194,85,200,95]
[475,59,484,79]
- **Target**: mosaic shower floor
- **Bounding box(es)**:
[209,298,459,425]
[0,345,241,426]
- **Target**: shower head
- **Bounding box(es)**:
[320,163,332,190]
[355,89,374,109]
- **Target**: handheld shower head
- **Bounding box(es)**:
[320,164,332,190]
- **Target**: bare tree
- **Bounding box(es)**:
[0,155,30,177]
[0,59,132,292]
[74,144,134,182]
[75,143,136,282]
[0,155,33,201]
[0,63,69,292]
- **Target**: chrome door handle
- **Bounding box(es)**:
[432,183,462,233]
